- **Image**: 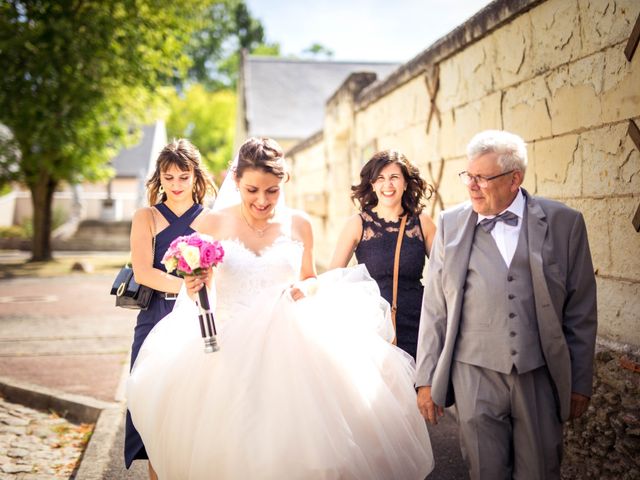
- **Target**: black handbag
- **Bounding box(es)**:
[111,208,156,310]
[110,264,154,310]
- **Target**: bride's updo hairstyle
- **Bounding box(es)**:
[235,137,288,181]
[146,138,216,205]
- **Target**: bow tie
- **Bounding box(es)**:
[478,211,519,233]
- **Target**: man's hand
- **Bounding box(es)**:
[569,392,590,420]
[417,386,444,425]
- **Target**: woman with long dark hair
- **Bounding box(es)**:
[330,149,436,359]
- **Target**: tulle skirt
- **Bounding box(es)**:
[127,266,434,479]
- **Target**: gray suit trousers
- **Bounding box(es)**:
[451,361,563,480]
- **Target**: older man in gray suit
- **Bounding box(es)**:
[415,130,597,479]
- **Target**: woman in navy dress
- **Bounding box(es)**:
[125,139,213,479]
[330,150,436,359]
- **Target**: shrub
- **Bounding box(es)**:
[6,207,68,239]
[0,225,28,239]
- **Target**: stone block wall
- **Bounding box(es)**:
[287,0,640,474]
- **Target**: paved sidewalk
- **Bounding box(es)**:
[0,257,146,479]
[0,274,133,402]
[0,252,467,479]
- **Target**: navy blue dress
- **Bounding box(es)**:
[354,209,427,360]
[124,202,203,468]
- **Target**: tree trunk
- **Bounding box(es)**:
[29,174,57,262]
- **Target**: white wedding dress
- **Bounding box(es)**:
[127,234,434,479]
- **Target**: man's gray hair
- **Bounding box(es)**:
[466,130,528,172]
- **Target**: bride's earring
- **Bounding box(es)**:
[159,185,165,194]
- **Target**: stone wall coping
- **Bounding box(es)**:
[355,0,544,111]
[326,72,381,107]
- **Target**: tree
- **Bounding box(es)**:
[164,85,236,175]
[0,0,204,260]
[252,43,281,57]
[302,43,334,59]
[169,0,276,182]
[185,0,277,90]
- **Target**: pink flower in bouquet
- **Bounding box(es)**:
[177,256,193,275]
[162,232,225,276]
[200,242,225,269]
[186,233,203,248]
[163,239,182,260]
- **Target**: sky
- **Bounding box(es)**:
[245,0,494,63]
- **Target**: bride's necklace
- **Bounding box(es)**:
[240,204,274,238]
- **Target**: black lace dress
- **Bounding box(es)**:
[354,209,427,359]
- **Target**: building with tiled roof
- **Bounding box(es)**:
[236,53,399,151]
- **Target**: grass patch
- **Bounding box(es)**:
[0,253,130,279]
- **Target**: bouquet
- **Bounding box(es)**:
[162,232,225,353]
[162,232,224,276]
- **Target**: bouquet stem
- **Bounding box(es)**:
[196,288,219,353]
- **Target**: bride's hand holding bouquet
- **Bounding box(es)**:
[162,232,224,352]
[183,268,213,301]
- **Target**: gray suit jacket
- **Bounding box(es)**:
[415,189,597,421]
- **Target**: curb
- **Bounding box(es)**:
[74,403,126,480]
[75,358,131,480]
[0,376,115,424]
[0,359,131,480]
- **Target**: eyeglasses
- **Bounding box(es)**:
[458,170,514,188]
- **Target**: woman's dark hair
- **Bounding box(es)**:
[235,137,288,180]
[351,149,433,216]
[146,139,215,205]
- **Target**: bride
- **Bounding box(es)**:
[127,137,434,479]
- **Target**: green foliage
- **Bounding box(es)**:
[0,0,275,260]
[0,125,21,188]
[0,0,202,188]
[252,43,281,56]
[302,43,334,59]
[8,206,68,239]
[185,0,275,89]
[0,225,27,239]
[165,85,236,174]
[0,0,209,259]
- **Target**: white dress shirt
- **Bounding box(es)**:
[476,189,525,267]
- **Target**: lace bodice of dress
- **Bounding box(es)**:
[214,236,303,323]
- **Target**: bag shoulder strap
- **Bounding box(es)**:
[125,206,156,269]
[149,207,157,260]
[391,214,408,345]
